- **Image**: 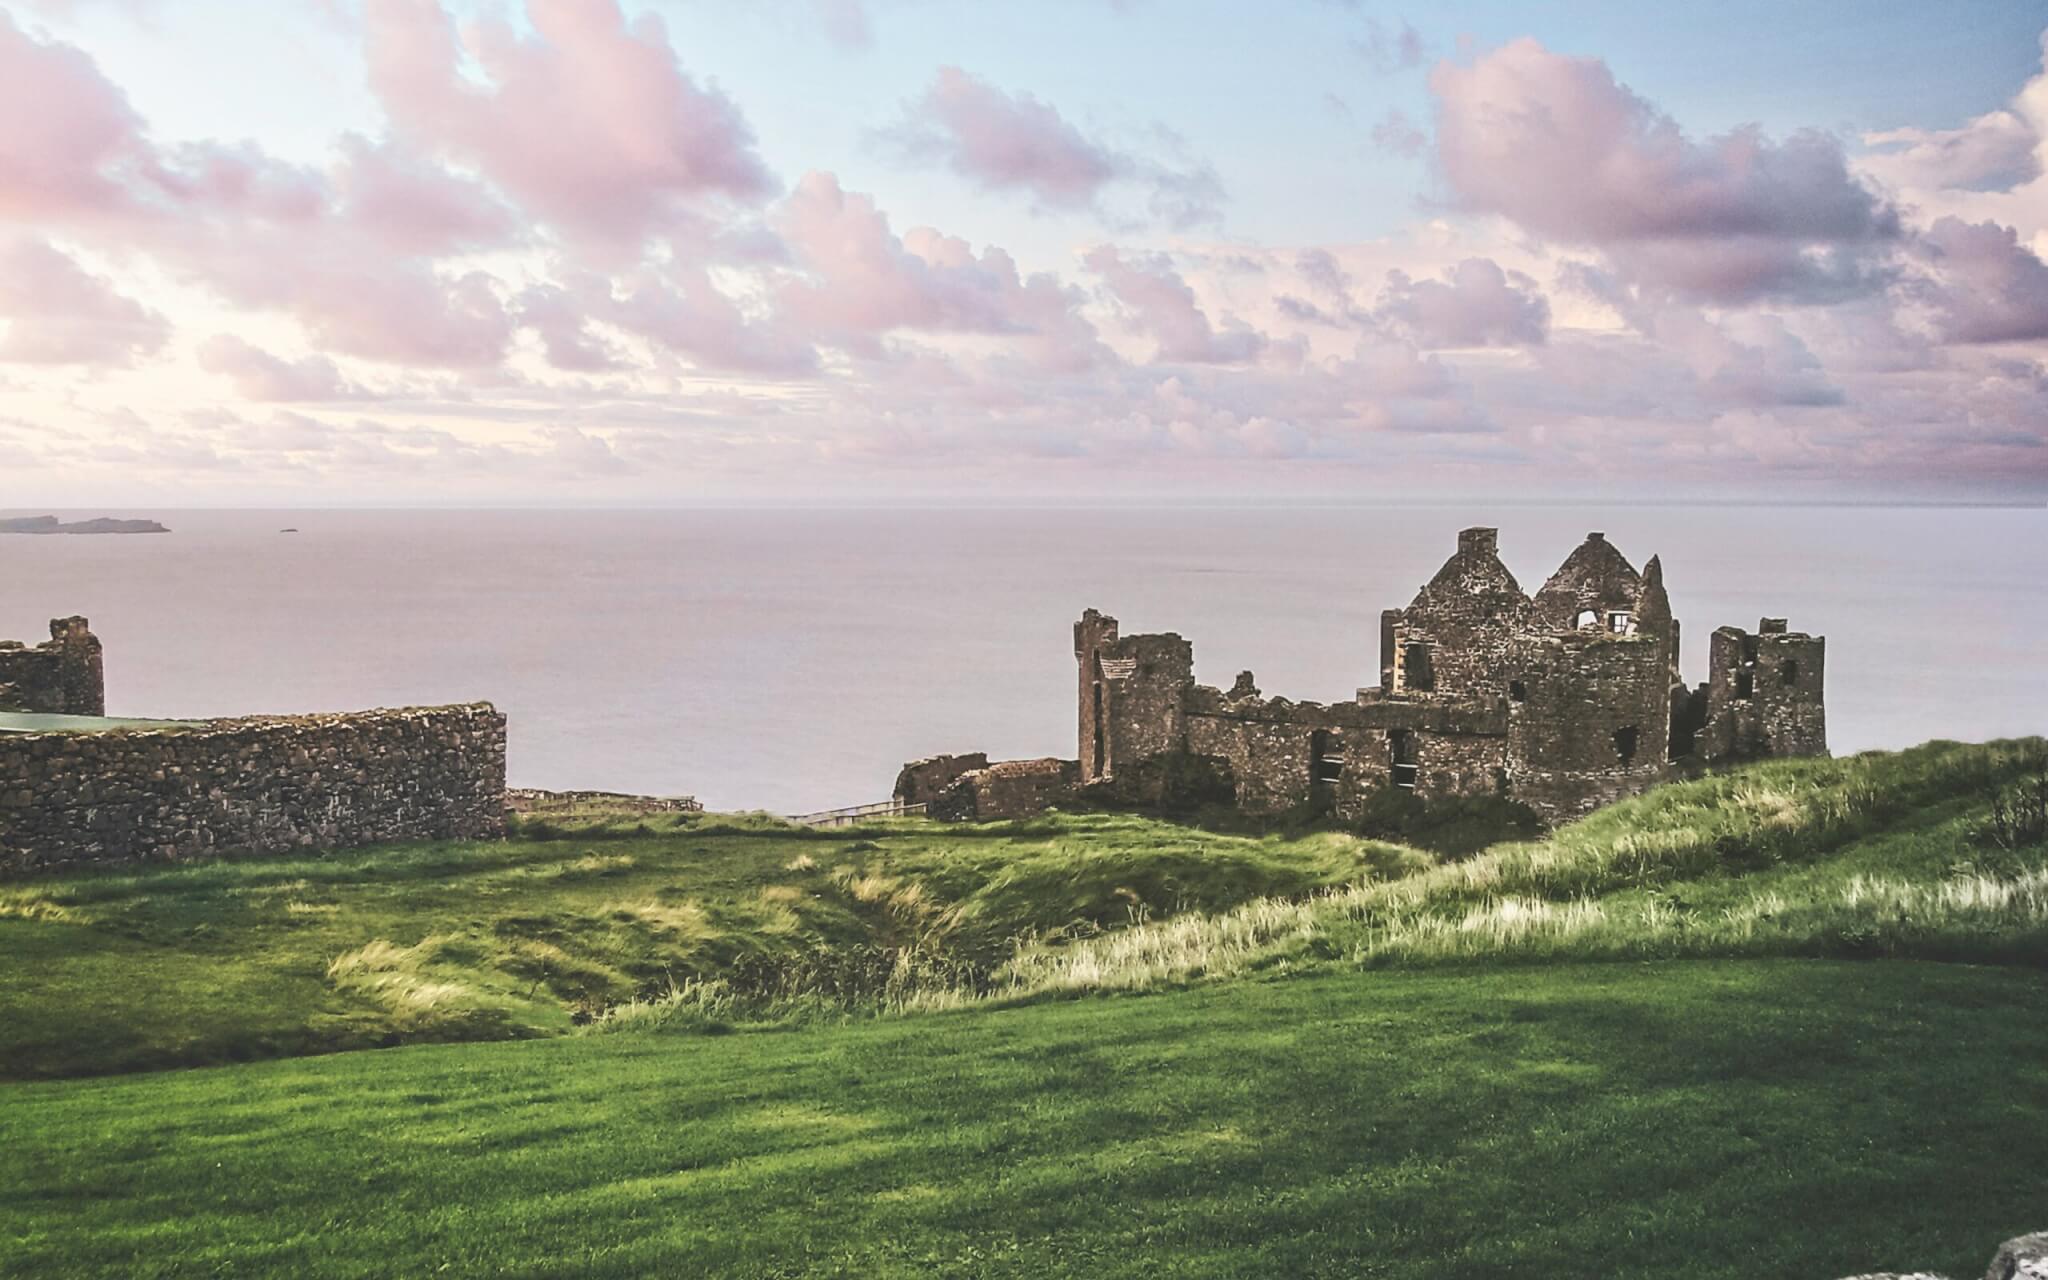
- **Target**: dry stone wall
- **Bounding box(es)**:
[0,703,506,873]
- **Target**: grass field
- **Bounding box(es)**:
[5,960,2045,1278]
[2,738,2045,1276]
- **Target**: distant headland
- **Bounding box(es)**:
[0,516,169,535]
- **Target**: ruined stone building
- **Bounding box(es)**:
[0,617,104,716]
[1070,528,1826,825]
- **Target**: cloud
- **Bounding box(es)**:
[885,67,1223,227]
[333,136,518,256]
[1863,34,2046,194]
[775,172,1107,369]
[515,284,624,372]
[363,0,776,251]
[1085,245,1265,363]
[0,9,149,221]
[1430,38,1900,302]
[1376,258,1549,347]
[0,238,167,365]
[195,334,363,400]
[1917,216,2048,344]
[1865,112,2039,194]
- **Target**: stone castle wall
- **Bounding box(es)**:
[0,618,104,717]
[0,703,506,874]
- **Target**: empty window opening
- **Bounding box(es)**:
[1575,609,1599,629]
[1780,659,1800,686]
[1741,634,1760,663]
[1508,680,1527,703]
[1402,642,1435,692]
[1310,730,1344,787]
[1389,729,1418,790]
[1735,672,1754,700]
[1091,682,1105,776]
[1613,725,1639,765]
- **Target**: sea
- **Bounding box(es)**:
[3,506,2042,814]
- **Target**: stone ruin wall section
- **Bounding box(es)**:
[0,703,506,874]
[0,618,105,717]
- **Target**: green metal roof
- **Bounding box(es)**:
[0,712,193,735]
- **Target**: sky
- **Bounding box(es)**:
[2,0,2046,506]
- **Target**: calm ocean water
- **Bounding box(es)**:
[3,507,2043,813]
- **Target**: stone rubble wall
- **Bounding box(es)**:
[0,703,506,874]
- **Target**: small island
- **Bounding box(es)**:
[0,515,170,535]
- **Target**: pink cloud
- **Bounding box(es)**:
[1917,217,2048,344]
[1431,38,1899,301]
[0,10,148,220]
[515,284,624,372]
[195,334,363,400]
[1376,258,1549,347]
[775,172,1106,369]
[334,136,517,256]
[364,0,775,251]
[888,67,1222,227]
[605,264,819,375]
[0,237,167,365]
[1084,246,1264,364]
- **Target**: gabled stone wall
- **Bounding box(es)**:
[0,704,506,874]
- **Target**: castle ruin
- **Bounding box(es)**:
[1075,527,1826,824]
[902,527,1826,825]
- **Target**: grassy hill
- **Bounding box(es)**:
[2,739,2045,1276]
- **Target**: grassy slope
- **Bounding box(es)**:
[0,814,1387,1079]
[3,740,2043,1081]
[5,960,2046,1279]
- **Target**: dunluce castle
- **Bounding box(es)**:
[898,528,1826,826]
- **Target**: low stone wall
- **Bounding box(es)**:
[0,703,506,873]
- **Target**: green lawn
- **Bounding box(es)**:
[4,959,2044,1279]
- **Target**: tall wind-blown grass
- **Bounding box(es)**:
[988,739,2048,998]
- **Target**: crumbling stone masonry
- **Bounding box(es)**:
[0,617,104,716]
[924,758,1080,822]
[1072,528,1826,826]
[892,753,990,810]
[0,704,507,874]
